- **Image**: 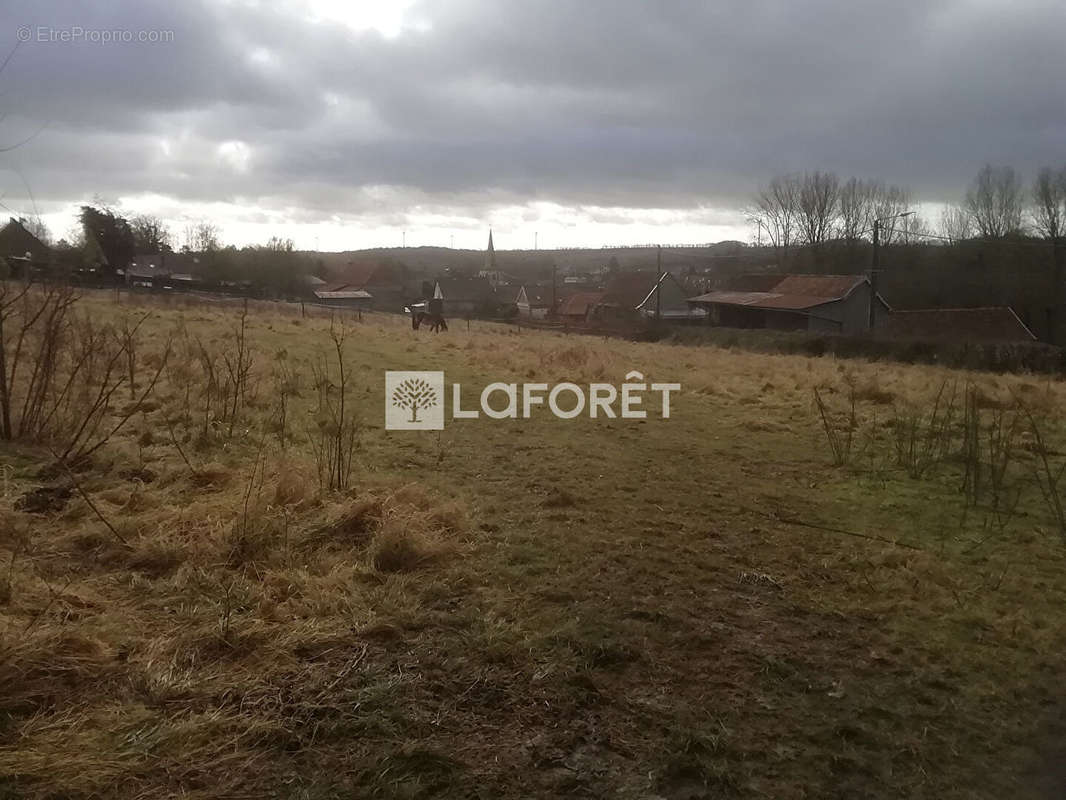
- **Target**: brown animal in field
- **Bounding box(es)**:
[411,311,448,332]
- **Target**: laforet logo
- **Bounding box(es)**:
[385,370,679,431]
[384,371,446,430]
[391,376,439,423]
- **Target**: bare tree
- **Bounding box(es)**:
[750,174,800,267]
[130,214,171,253]
[872,184,911,246]
[1032,166,1066,242]
[940,205,973,243]
[837,178,878,245]
[182,220,221,253]
[797,171,840,260]
[1032,166,1066,345]
[965,164,1024,238]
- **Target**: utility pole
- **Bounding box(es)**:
[869,219,880,332]
[551,263,557,315]
[1054,235,1065,346]
[869,211,913,332]
[656,244,663,322]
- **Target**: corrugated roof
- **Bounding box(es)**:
[728,274,785,292]
[127,266,169,279]
[723,273,868,299]
[690,274,871,312]
[771,274,867,299]
[687,290,837,311]
[314,289,373,300]
[882,307,1037,343]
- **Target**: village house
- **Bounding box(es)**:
[688,274,887,335]
[432,276,496,317]
[125,252,208,291]
[516,285,554,318]
[594,271,705,322]
[557,291,605,323]
[0,217,51,276]
[336,259,408,311]
[478,269,519,288]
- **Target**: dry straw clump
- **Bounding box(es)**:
[318,483,467,573]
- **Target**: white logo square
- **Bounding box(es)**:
[385,371,445,430]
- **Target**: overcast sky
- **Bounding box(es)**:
[1,0,1064,251]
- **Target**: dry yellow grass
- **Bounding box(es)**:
[0,289,1064,798]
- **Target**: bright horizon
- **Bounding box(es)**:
[2,1,1062,251]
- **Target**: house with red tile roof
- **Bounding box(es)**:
[558,291,605,322]
[336,258,408,311]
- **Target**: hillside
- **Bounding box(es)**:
[302,241,764,284]
[1,291,1064,798]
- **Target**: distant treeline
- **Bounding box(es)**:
[37,206,327,297]
[748,165,1066,344]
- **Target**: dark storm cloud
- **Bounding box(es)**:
[1,0,1064,219]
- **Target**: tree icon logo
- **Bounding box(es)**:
[392,377,439,422]
[384,371,445,430]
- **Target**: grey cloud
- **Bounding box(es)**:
[0,0,1064,229]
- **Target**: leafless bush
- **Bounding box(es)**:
[309,322,360,492]
[1018,399,1066,545]
[891,380,959,479]
[813,384,857,466]
[119,312,152,400]
[0,280,169,461]
[961,384,1020,509]
[269,349,302,452]
[956,384,1023,543]
[222,301,255,439]
[193,338,224,443]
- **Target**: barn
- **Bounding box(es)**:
[688,274,888,335]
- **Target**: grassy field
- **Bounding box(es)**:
[1,290,1065,799]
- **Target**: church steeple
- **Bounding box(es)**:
[485,229,496,271]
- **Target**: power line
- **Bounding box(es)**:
[880,226,1060,249]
